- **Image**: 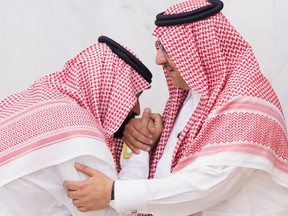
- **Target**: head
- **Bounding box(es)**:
[152,0,229,97]
[155,41,190,90]
[96,36,152,138]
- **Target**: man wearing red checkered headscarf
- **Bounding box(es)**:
[0,36,152,215]
[69,1,288,215]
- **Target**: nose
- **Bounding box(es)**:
[131,99,141,116]
[155,49,167,65]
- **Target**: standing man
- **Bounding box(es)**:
[0,36,154,216]
[64,1,288,215]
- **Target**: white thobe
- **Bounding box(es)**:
[0,138,149,216]
[112,90,288,216]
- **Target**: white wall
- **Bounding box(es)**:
[274,0,288,124]
[0,0,287,125]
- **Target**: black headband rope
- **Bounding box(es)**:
[98,36,152,83]
[155,0,224,26]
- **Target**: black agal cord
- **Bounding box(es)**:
[98,36,152,83]
[155,0,224,26]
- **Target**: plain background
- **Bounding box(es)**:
[0,0,287,126]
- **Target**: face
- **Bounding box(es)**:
[155,42,190,90]
[113,95,141,138]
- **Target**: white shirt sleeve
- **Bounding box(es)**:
[109,150,149,215]
[117,150,149,180]
[114,162,254,215]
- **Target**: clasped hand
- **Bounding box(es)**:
[122,107,163,154]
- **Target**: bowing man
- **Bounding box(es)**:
[0,36,158,216]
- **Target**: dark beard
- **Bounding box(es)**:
[113,113,135,139]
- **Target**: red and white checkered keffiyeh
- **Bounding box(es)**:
[0,41,151,184]
[151,0,288,187]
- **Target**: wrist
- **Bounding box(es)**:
[111,181,115,200]
[108,181,116,209]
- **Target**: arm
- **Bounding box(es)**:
[63,150,150,212]
[118,150,149,180]
[63,163,114,212]
[114,165,253,215]
[64,158,254,215]
[63,109,162,212]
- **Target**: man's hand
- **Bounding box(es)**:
[63,163,114,212]
[123,108,163,154]
[149,112,163,147]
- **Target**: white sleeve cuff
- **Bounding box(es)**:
[114,179,147,213]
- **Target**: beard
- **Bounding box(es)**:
[113,113,135,139]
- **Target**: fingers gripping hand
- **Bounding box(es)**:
[148,113,163,148]
[63,163,114,212]
[123,108,154,153]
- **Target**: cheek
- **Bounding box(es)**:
[173,72,183,81]
[170,74,181,85]
[180,78,190,89]
[131,100,140,116]
[172,74,190,89]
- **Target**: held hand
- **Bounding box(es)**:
[122,108,153,154]
[63,163,114,212]
[123,108,163,154]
